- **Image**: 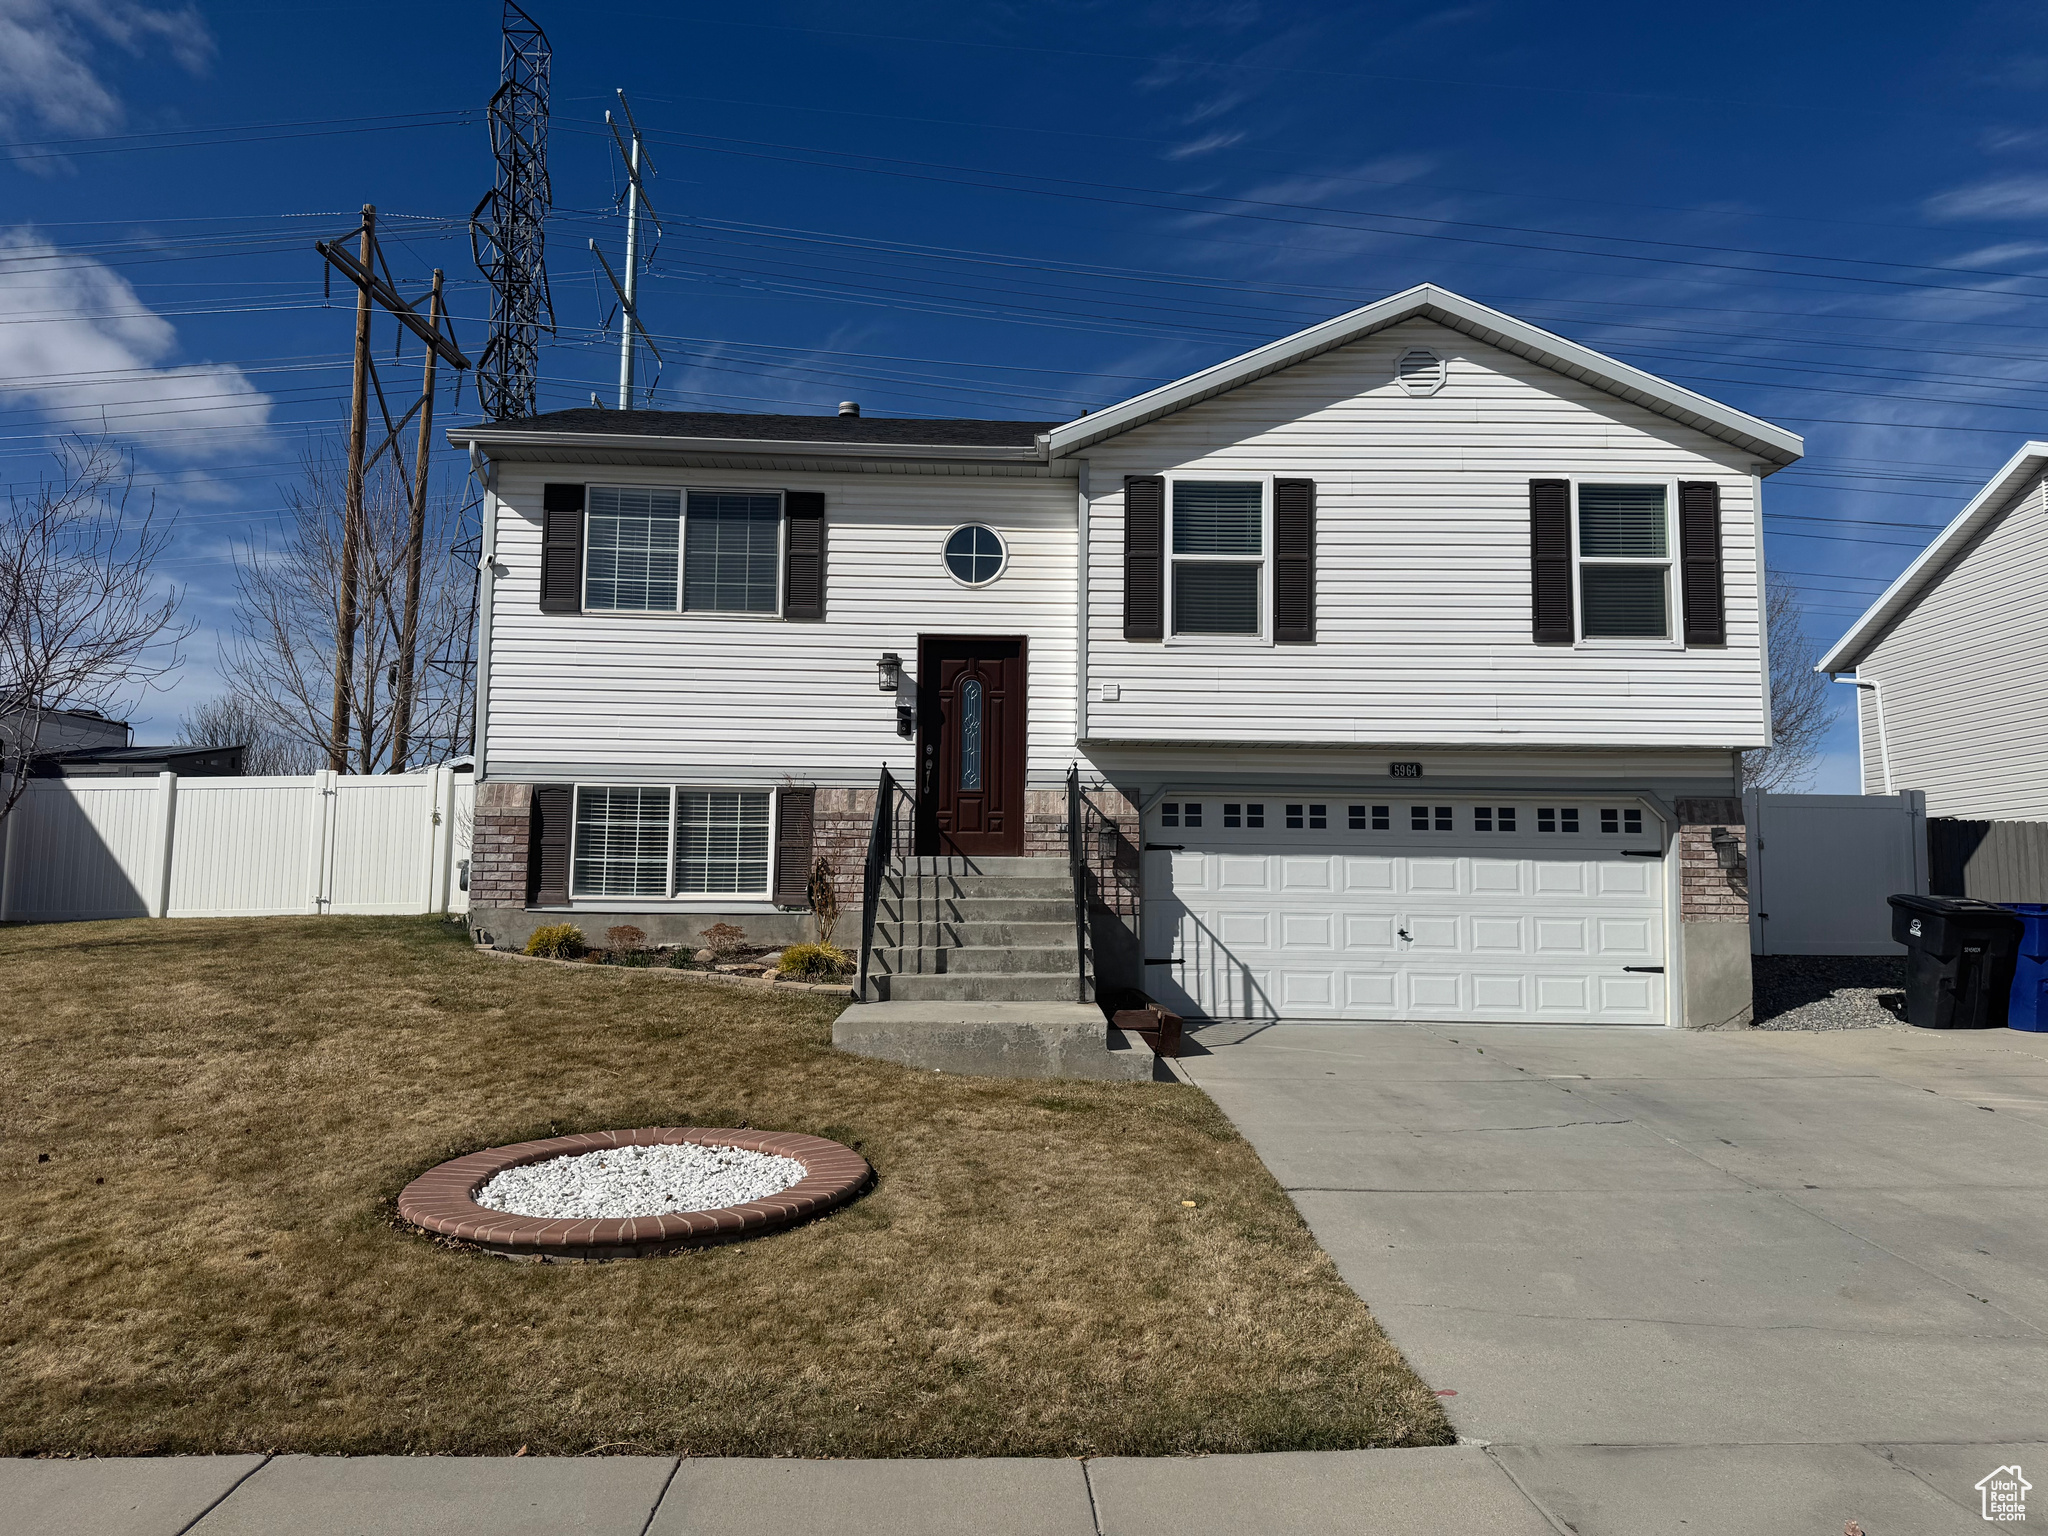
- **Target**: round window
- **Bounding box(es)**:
[944,524,1007,586]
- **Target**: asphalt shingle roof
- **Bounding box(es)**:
[489,409,1061,448]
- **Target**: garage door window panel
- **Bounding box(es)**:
[1575,482,1677,644]
[1169,480,1267,640]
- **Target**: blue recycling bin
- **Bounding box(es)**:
[2003,904,2048,1032]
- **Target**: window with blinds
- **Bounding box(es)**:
[675,790,772,895]
[584,487,681,611]
[1576,482,1673,640]
[571,786,672,897]
[1170,480,1263,636]
[685,492,783,614]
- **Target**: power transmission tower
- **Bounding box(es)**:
[313,207,470,773]
[595,89,663,409]
[470,2,553,421]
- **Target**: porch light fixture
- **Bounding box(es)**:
[876,652,902,692]
[1710,826,1743,871]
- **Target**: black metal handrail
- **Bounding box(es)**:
[1067,763,1091,1004]
[856,765,895,1002]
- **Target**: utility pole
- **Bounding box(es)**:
[390,268,445,772]
[314,217,468,775]
[330,204,376,774]
[597,89,663,408]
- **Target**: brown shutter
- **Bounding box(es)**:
[773,788,816,906]
[783,491,825,620]
[1529,479,1573,645]
[1678,480,1726,646]
[529,785,572,906]
[1273,478,1316,644]
[1123,475,1165,640]
[539,484,585,614]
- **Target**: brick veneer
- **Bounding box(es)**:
[397,1126,872,1260]
[1675,795,1748,923]
[470,780,534,909]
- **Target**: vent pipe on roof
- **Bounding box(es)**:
[839,400,860,417]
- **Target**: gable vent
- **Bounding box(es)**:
[1396,348,1445,396]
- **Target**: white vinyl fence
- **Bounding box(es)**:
[1745,789,1928,955]
[0,767,473,924]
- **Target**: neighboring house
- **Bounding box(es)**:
[1819,440,2048,819]
[452,283,1800,1028]
[1,706,130,761]
[34,744,246,778]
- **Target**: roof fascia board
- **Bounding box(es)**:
[1046,283,1804,467]
[1817,440,2048,673]
[449,427,1048,464]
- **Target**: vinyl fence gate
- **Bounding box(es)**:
[1744,789,1928,956]
[0,768,473,923]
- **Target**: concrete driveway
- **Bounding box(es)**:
[1180,1018,2048,1533]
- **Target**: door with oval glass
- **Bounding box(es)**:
[917,635,1027,856]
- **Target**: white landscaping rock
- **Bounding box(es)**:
[475,1142,808,1220]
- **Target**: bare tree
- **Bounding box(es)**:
[1740,582,1837,791]
[222,441,472,775]
[0,441,189,825]
[177,693,319,776]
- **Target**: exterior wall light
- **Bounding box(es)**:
[877,652,902,693]
[1709,826,1744,872]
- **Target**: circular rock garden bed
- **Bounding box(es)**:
[397,1127,871,1260]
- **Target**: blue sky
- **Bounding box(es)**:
[10,0,2048,784]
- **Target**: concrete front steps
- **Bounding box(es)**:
[862,856,1087,1005]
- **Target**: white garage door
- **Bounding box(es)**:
[1142,796,1666,1024]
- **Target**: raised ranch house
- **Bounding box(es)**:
[454,284,1798,1029]
[1819,439,2048,819]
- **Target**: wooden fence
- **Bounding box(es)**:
[1928,818,2048,904]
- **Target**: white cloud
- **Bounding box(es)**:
[0,228,274,457]
[1949,241,2048,267]
[1922,175,2048,223]
[0,0,212,140]
[1164,130,1246,161]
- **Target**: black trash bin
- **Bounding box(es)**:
[1888,894,2024,1029]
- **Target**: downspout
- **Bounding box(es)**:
[469,441,499,782]
[1860,677,1893,795]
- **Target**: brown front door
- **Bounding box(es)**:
[918,635,1027,857]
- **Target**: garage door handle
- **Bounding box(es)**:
[1623,966,1665,973]
[1144,843,1185,852]
[1621,849,1662,858]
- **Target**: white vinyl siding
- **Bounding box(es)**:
[490,467,1078,788]
[1082,317,1767,748]
[1847,474,2048,818]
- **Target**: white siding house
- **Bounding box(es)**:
[455,285,1801,1028]
[1820,442,2048,820]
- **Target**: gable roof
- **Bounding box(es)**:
[1817,440,2048,673]
[1045,282,1805,468]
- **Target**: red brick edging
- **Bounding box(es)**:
[397,1127,872,1260]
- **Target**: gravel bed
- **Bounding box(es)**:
[475,1142,808,1220]
[1750,954,1907,1031]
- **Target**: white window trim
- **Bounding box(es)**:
[1163,471,1273,648]
[567,783,778,904]
[578,483,788,621]
[940,522,1009,588]
[1568,475,1684,652]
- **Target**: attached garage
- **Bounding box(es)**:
[1141,795,1668,1024]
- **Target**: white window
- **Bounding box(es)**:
[675,791,772,895]
[1169,479,1266,638]
[569,786,774,899]
[572,786,671,897]
[582,486,783,615]
[1574,482,1675,642]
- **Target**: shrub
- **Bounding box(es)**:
[778,942,852,980]
[605,924,647,953]
[524,923,585,959]
[699,922,747,960]
[807,857,840,946]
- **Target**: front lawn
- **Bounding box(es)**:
[0,917,1450,1457]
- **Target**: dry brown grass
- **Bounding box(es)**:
[0,917,1452,1457]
